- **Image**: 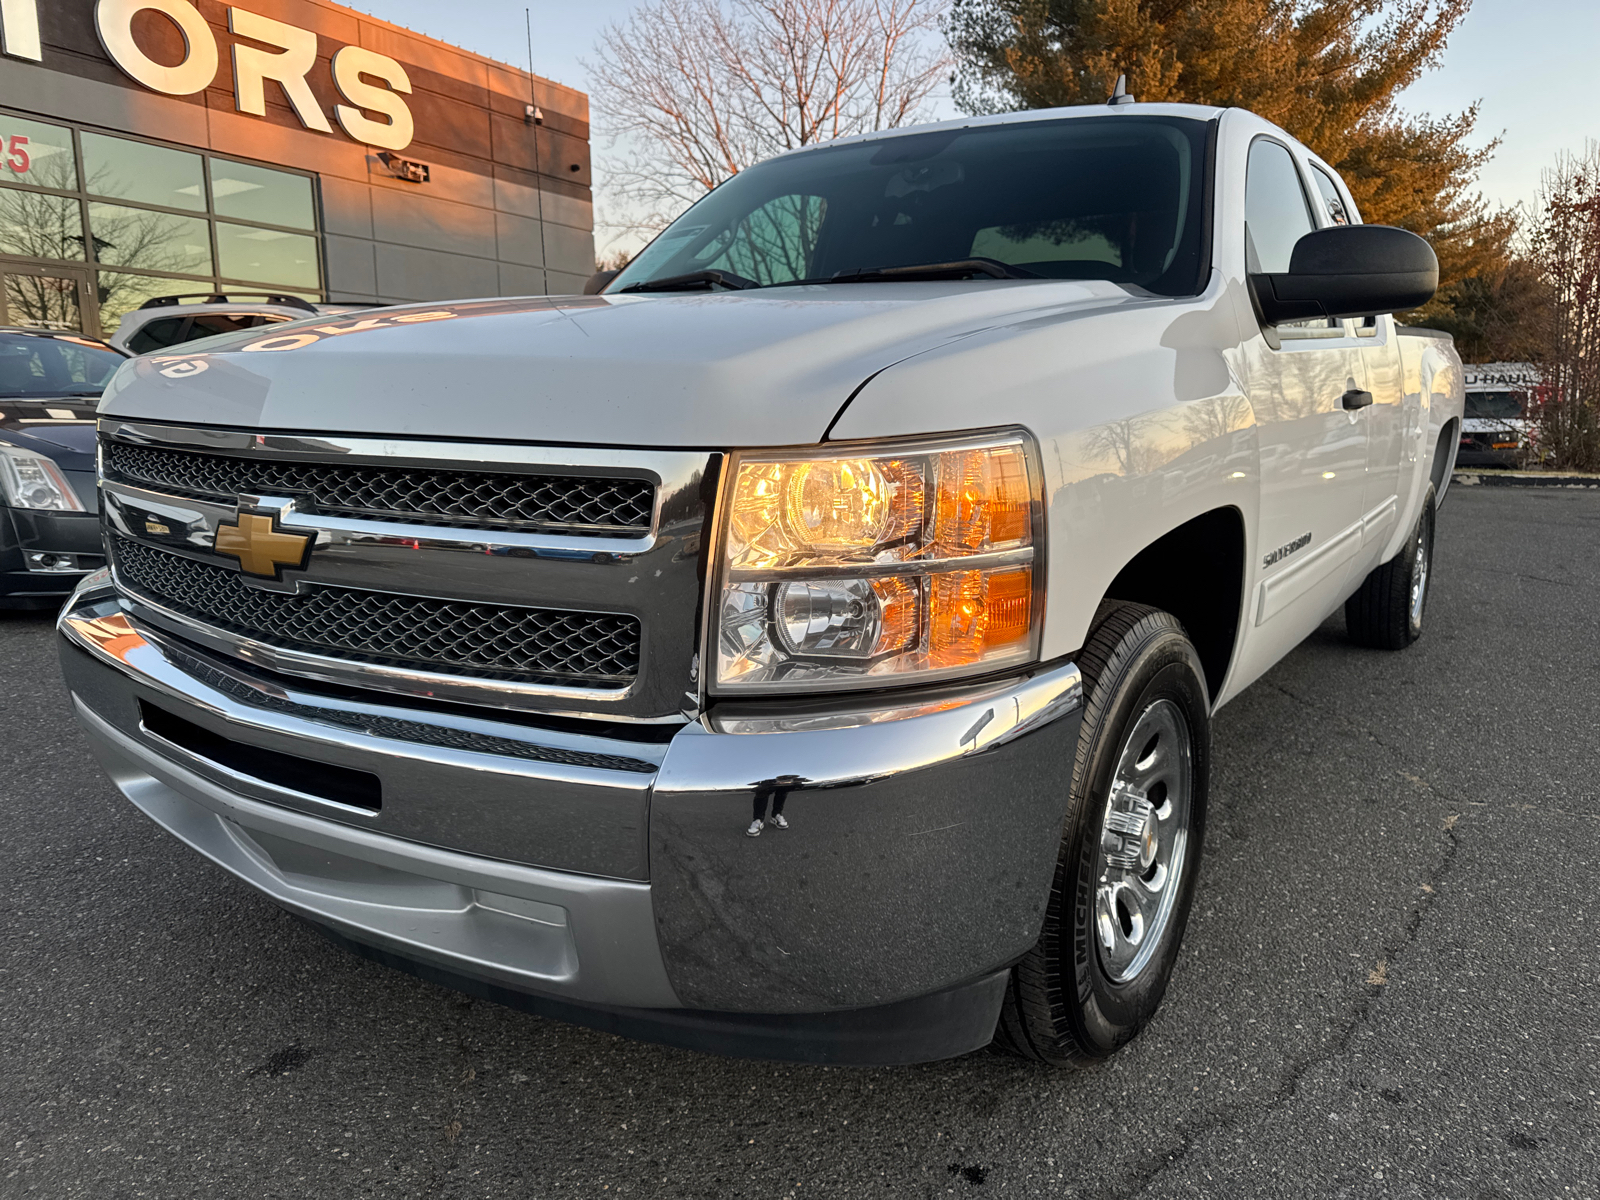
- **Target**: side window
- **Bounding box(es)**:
[691,194,826,286]
[1309,165,1351,227]
[0,342,38,393]
[51,342,99,384]
[126,317,189,354]
[1244,140,1315,274]
[0,343,43,390]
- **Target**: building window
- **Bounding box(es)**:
[216,223,320,290]
[88,203,215,275]
[0,190,84,261]
[1,117,77,191]
[82,132,208,212]
[0,107,322,338]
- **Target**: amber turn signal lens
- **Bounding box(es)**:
[983,566,1033,648]
[986,446,1032,545]
[932,445,1031,554]
[928,566,1033,668]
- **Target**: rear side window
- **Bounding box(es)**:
[126,317,189,354]
[1245,140,1315,273]
[190,313,270,338]
[1309,165,1352,226]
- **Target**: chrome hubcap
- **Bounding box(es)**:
[1094,699,1192,983]
[1409,519,1430,628]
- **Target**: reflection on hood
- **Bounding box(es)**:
[0,400,100,465]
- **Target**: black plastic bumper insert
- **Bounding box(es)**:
[138,700,382,811]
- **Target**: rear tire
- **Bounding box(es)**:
[1345,485,1435,651]
[993,602,1210,1068]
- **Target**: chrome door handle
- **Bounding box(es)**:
[1342,389,1374,410]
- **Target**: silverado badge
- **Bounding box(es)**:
[213,513,312,579]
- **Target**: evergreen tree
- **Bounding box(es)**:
[945,0,1513,330]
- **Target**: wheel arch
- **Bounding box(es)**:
[1097,506,1247,705]
[1431,417,1460,505]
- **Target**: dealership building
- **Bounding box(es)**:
[0,0,595,339]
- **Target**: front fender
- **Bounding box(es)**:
[830,276,1258,671]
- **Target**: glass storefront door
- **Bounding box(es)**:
[0,259,95,334]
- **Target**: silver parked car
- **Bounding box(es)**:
[109,293,370,355]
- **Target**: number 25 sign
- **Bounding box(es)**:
[3,136,29,174]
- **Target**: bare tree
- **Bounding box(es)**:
[1525,143,1600,471]
[1083,413,1167,478]
[589,0,950,230]
[1181,394,1253,449]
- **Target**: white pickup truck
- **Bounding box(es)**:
[59,100,1463,1068]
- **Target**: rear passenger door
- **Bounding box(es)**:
[1239,138,1370,637]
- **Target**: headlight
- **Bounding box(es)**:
[712,429,1043,693]
[0,444,86,512]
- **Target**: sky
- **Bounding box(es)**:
[351,0,1599,217]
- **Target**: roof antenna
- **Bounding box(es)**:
[525,7,549,292]
[1107,73,1135,106]
[524,10,543,125]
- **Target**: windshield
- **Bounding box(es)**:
[0,332,123,398]
[1465,390,1524,420]
[609,116,1212,296]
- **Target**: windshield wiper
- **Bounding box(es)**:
[828,258,1039,283]
[618,269,758,294]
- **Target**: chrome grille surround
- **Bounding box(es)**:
[98,420,717,720]
[101,439,655,534]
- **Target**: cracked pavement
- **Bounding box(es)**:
[3,486,1597,1198]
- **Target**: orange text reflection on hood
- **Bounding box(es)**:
[219,296,612,355]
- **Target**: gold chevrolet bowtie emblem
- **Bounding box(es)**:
[213,513,312,578]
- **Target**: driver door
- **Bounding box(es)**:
[1237,139,1370,652]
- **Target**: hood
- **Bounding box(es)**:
[98,283,1139,447]
[0,401,100,469]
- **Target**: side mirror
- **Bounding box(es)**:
[583,269,621,296]
[1250,225,1438,326]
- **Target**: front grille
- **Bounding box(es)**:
[113,537,640,685]
[102,440,655,535]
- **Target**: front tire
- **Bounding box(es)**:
[994,603,1210,1068]
[1345,485,1435,650]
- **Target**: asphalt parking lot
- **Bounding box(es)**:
[3,484,1598,1199]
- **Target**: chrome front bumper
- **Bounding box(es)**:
[59,579,1084,1061]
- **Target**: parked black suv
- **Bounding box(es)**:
[0,328,125,608]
